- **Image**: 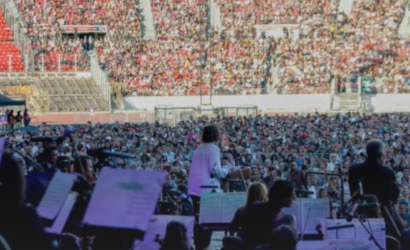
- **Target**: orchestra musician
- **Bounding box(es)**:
[349,139,401,238]
[241,180,295,250]
[0,153,56,250]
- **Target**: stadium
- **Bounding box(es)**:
[0,0,410,249]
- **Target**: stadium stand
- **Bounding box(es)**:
[0,9,25,72]
[0,0,408,101]
[0,9,12,41]
[0,77,109,112]
[36,77,110,112]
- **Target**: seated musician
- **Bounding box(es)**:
[0,153,56,250]
[240,180,295,250]
[160,221,192,250]
[231,183,269,236]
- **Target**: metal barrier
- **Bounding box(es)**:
[155,107,197,125]
[34,53,91,72]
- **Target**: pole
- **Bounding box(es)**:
[42,54,45,71]
[58,54,61,72]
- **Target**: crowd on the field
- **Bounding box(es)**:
[4,113,410,212]
[2,113,410,249]
[11,0,410,95]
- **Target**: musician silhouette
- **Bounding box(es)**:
[159,221,190,250]
[349,140,400,236]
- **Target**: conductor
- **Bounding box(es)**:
[188,125,233,249]
[348,139,400,222]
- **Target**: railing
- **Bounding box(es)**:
[275,86,331,94]
[33,53,91,72]
[90,53,111,111]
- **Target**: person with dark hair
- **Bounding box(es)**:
[188,125,233,249]
[393,200,410,232]
[56,156,74,173]
[258,225,299,250]
[26,146,59,207]
[160,221,191,250]
[241,180,295,250]
[7,110,14,129]
[15,110,23,128]
[23,108,31,127]
[0,153,55,250]
[42,146,59,171]
[349,139,400,236]
[73,155,96,185]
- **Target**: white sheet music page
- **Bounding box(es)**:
[82,169,167,231]
[353,218,386,250]
[45,192,78,235]
[37,172,77,220]
[301,198,327,234]
[282,199,302,233]
[135,215,195,250]
[199,193,224,224]
[221,192,246,223]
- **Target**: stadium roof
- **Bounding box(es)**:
[0,94,25,106]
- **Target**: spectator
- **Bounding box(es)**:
[395,200,410,231]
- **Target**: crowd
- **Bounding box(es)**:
[5,113,410,204]
[2,112,410,249]
[10,0,410,95]
[275,0,410,94]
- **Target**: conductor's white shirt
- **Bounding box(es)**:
[188,143,229,196]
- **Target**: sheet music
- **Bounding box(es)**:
[199,192,246,224]
[298,240,370,250]
[324,219,356,241]
[322,219,385,250]
[134,215,195,250]
[221,193,247,223]
[45,192,78,235]
[353,218,385,250]
[82,169,166,231]
[37,172,77,220]
[199,193,224,224]
[302,199,327,234]
[282,200,302,233]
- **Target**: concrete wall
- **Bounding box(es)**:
[123,94,332,112]
[363,94,410,113]
[124,94,410,113]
